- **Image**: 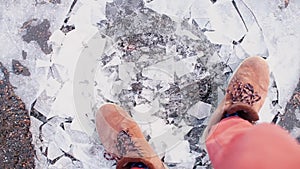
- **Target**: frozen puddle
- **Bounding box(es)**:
[1,0,300,168]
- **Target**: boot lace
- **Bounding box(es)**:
[103,129,143,162]
[227,80,261,106]
[104,151,120,161]
[116,130,143,157]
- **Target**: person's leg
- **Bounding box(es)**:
[203,56,300,168]
[203,56,270,140]
[206,116,300,169]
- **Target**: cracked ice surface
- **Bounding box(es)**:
[1,0,300,168]
[0,1,73,108]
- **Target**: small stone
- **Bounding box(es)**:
[22,50,27,60]
[12,60,31,76]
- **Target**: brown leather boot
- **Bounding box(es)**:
[95,103,166,169]
[203,56,270,140]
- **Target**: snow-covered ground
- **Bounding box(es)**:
[1,0,299,168]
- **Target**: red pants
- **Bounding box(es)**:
[206,117,300,169]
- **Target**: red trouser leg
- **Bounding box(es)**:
[205,117,300,169]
